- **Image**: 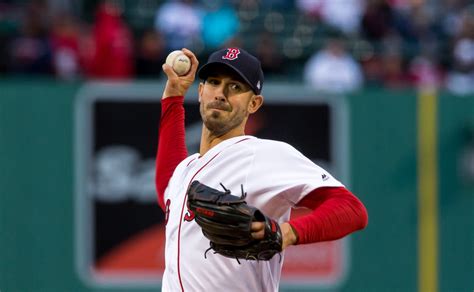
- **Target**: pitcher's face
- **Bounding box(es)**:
[199,70,261,137]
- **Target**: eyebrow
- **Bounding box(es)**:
[206,76,248,85]
[207,75,240,81]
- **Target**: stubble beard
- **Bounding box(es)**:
[200,103,247,137]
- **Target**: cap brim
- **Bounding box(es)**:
[197,62,258,94]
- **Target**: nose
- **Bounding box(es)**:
[214,95,226,102]
[214,84,227,101]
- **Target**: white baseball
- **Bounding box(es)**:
[166,50,191,76]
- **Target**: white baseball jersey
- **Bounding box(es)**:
[161,135,343,292]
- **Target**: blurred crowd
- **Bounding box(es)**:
[0,0,473,95]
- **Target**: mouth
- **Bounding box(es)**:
[207,102,231,112]
[209,107,227,112]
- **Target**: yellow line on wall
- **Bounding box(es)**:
[417,89,438,292]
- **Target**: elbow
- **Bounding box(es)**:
[155,174,166,211]
[356,200,369,230]
[360,207,369,230]
[337,188,368,231]
[344,192,368,232]
[155,186,166,211]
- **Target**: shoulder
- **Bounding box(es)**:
[244,137,305,160]
[247,137,298,152]
[175,154,200,169]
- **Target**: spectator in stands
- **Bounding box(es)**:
[359,52,384,87]
[50,13,81,80]
[441,0,470,39]
[409,52,444,90]
[8,0,52,75]
[84,1,134,79]
[446,5,474,95]
[296,0,364,35]
[304,36,363,93]
[154,0,203,51]
[0,1,20,74]
[222,34,243,49]
[259,0,294,9]
[380,40,410,88]
[255,31,285,76]
[361,0,394,42]
[135,30,167,78]
[201,0,239,50]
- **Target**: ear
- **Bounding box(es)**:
[248,95,264,114]
[198,82,204,102]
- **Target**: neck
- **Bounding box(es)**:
[199,125,245,156]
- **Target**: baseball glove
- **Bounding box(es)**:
[186,180,283,263]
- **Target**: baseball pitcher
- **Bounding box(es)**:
[155,47,368,291]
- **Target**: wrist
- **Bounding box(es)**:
[162,82,187,100]
[280,222,298,250]
[162,90,185,100]
[162,94,185,101]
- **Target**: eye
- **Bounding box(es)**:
[207,78,219,85]
[229,83,241,91]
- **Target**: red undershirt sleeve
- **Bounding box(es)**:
[288,187,368,244]
[155,96,188,211]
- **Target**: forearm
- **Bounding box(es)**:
[156,49,199,210]
[155,96,187,210]
[286,187,368,245]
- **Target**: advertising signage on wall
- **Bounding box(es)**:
[75,82,350,289]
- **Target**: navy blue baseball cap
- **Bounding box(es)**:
[197,48,264,95]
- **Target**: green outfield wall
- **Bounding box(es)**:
[0,79,472,292]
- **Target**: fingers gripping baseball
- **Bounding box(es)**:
[162,48,199,99]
